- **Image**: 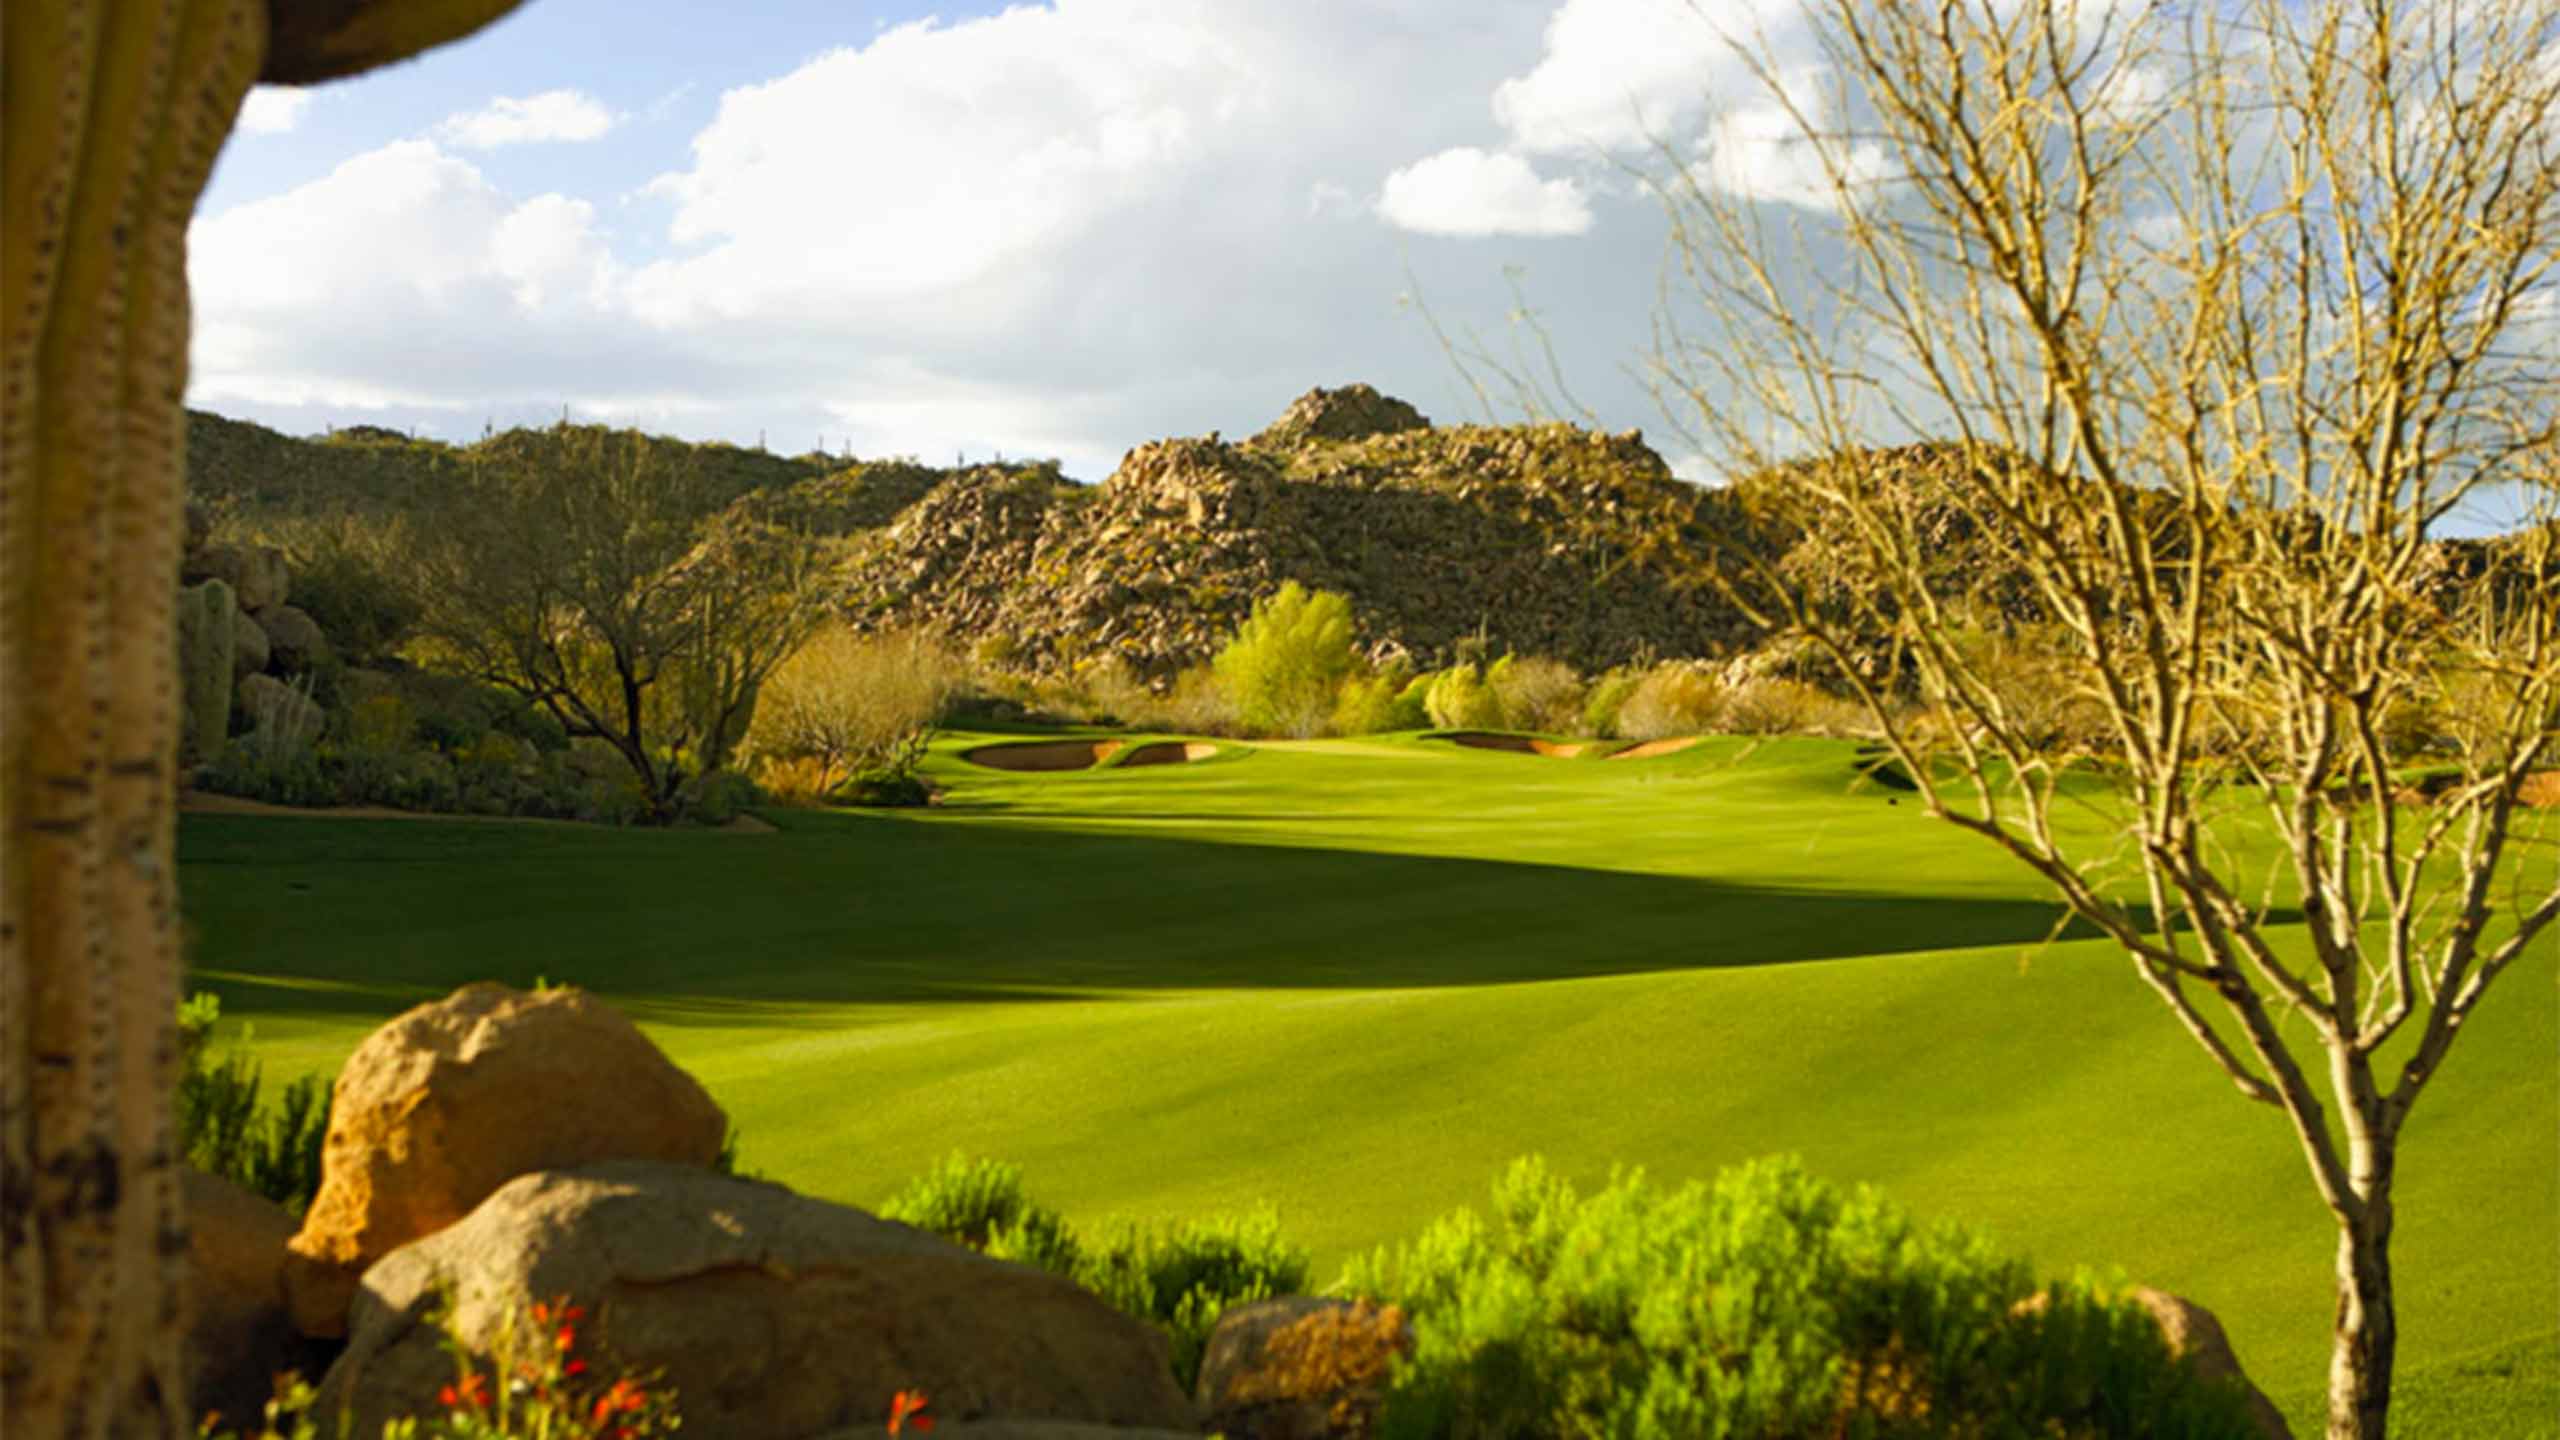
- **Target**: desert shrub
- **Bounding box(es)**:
[881,1153,1076,1259]
[260,512,422,665]
[1615,663,1721,741]
[1582,667,1644,738]
[973,631,1022,671]
[675,768,763,825]
[573,771,651,827]
[1332,667,1414,735]
[1339,1155,2261,1440]
[1390,672,1436,730]
[1214,583,1361,738]
[175,994,332,1215]
[1077,1208,1312,1394]
[1154,666,1242,735]
[1487,655,1586,733]
[202,674,333,805]
[1424,664,1504,730]
[746,627,961,794]
[453,731,530,815]
[1947,629,2109,753]
[1717,676,1841,736]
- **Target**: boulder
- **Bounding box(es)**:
[284,984,727,1338]
[2014,1286,2291,1440]
[231,606,272,679]
[235,672,324,751]
[189,540,290,612]
[177,579,238,765]
[1195,1296,1410,1440]
[314,1162,1197,1440]
[2123,1288,2294,1440]
[182,1169,334,1431]
[184,496,212,555]
[1252,384,1430,447]
[253,603,330,674]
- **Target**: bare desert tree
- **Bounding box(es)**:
[409,425,836,819]
[1647,3,2558,1437]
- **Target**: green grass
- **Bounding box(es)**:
[180,731,2558,1436]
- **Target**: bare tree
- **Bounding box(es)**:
[1648,3,2558,1437]
[409,425,836,820]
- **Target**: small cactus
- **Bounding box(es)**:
[178,578,238,763]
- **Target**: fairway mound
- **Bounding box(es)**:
[1607,736,1703,760]
[964,739,1125,772]
[1118,741,1222,766]
[1434,731,1598,758]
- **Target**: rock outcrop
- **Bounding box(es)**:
[316,1162,1196,1440]
[284,983,727,1337]
[252,603,331,674]
[842,387,1749,676]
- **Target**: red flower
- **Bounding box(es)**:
[439,1370,492,1410]
[592,1377,651,1425]
[888,1389,934,1435]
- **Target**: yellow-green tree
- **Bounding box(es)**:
[1213,582,1361,738]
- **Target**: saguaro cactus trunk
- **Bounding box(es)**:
[4,0,521,1430]
[3,1,265,1430]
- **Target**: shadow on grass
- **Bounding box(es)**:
[179,809,2179,1033]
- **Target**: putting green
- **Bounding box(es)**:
[178,732,2557,1436]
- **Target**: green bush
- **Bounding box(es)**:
[1486,655,1586,733]
[1339,1155,2262,1440]
[1425,663,1504,730]
[176,994,332,1215]
[1213,583,1361,738]
[271,513,421,665]
[1076,1207,1311,1394]
[881,1152,1076,1256]
[1332,667,1413,736]
[1390,672,1436,730]
[1582,668,1644,738]
[675,768,763,825]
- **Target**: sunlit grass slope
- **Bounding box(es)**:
[180,732,2557,1436]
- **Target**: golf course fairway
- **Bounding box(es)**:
[178,732,2557,1436]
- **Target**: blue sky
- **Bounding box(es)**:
[193,0,1740,479]
[184,0,2553,534]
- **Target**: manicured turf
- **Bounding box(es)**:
[180,732,2558,1436]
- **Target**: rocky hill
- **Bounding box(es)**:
[840,385,1755,675]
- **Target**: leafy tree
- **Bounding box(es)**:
[408,425,836,820]
[1213,582,1361,737]
[1630,4,2560,1436]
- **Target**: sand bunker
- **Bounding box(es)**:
[1607,736,1704,760]
[961,739,1125,772]
[1436,731,1599,758]
[1118,741,1221,766]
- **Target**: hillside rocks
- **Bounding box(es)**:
[230,606,271,679]
[284,983,727,1337]
[237,673,323,747]
[252,602,330,674]
[317,1162,1196,1440]
[186,539,292,612]
[843,387,1750,676]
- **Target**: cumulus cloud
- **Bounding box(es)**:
[186,2,1679,477]
[1377,147,1592,237]
[435,89,618,149]
[1491,0,1805,154]
[235,87,312,136]
[1694,69,1887,212]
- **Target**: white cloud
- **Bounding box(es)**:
[435,89,618,149]
[236,87,313,136]
[1378,147,1593,237]
[1492,0,1805,155]
[1694,68,1887,212]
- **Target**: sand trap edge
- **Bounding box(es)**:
[1606,736,1705,760]
[960,739,1126,772]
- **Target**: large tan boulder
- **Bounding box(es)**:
[1195,1296,1410,1440]
[314,1162,1197,1440]
[181,1169,332,1431]
[284,984,726,1338]
[235,672,324,750]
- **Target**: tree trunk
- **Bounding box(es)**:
[2,1,261,1433]
[2327,1191,2396,1440]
